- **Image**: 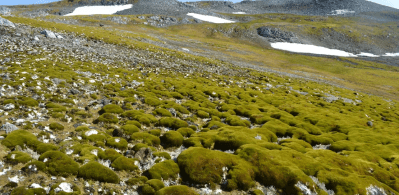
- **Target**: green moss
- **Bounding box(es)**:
[158,117,188,129]
[121,124,140,134]
[177,127,195,137]
[22,161,46,172]
[161,131,184,148]
[75,126,89,132]
[78,161,119,183]
[131,132,160,146]
[145,97,162,107]
[18,97,39,107]
[126,120,142,128]
[39,151,79,177]
[95,113,119,124]
[154,108,173,117]
[126,176,148,186]
[142,179,165,195]
[132,143,156,152]
[197,110,210,118]
[2,130,40,150]
[178,147,255,191]
[330,140,356,152]
[153,152,171,160]
[3,99,15,105]
[49,182,80,195]
[36,143,59,154]
[111,156,138,172]
[11,187,47,195]
[149,129,162,136]
[6,151,32,164]
[106,137,128,150]
[98,149,122,162]
[250,189,264,195]
[49,122,64,131]
[155,185,199,195]
[100,104,123,114]
[147,160,180,180]
[122,110,158,125]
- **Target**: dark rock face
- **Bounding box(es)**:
[257,27,298,43]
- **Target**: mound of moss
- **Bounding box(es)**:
[78,161,119,183]
[155,185,199,195]
[142,179,165,195]
[49,122,64,131]
[2,130,40,150]
[131,132,160,146]
[39,151,79,177]
[6,151,32,164]
[178,147,255,191]
[147,160,180,180]
[121,124,140,134]
[111,156,138,172]
[95,113,119,124]
[153,108,173,117]
[161,131,184,148]
[106,137,128,150]
[177,127,195,137]
[100,104,123,114]
[158,117,188,129]
[126,176,148,186]
[49,183,80,195]
[11,187,46,195]
[98,149,122,162]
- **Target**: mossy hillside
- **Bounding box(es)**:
[126,176,148,186]
[106,137,128,150]
[121,124,140,135]
[11,187,47,195]
[78,161,120,183]
[0,17,399,194]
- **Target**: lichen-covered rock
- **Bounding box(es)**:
[1,122,18,134]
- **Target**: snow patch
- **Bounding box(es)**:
[358,52,380,57]
[232,12,246,14]
[65,4,133,16]
[384,53,399,57]
[330,9,355,15]
[187,13,235,24]
[270,42,357,57]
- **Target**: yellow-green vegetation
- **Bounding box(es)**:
[161,131,184,148]
[78,161,120,183]
[147,160,180,180]
[5,151,32,164]
[111,156,138,172]
[142,179,165,195]
[1,9,399,194]
[49,183,80,195]
[155,185,199,195]
[11,187,47,195]
[39,151,79,177]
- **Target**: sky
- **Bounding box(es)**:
[0,0,398,10]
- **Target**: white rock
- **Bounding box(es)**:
[30,183,43,188]
[55,182,73,193]
[85,130,98,136]
[8,175,20,183]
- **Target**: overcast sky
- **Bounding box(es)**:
[1,0,398,9]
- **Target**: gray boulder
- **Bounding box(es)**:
[40,30,57,39]
[0,16,15,28]
[1,122,18,134]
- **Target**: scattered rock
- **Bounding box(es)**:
[1,123,18,134]
[40,30,57,39]
[367,121,373,127]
